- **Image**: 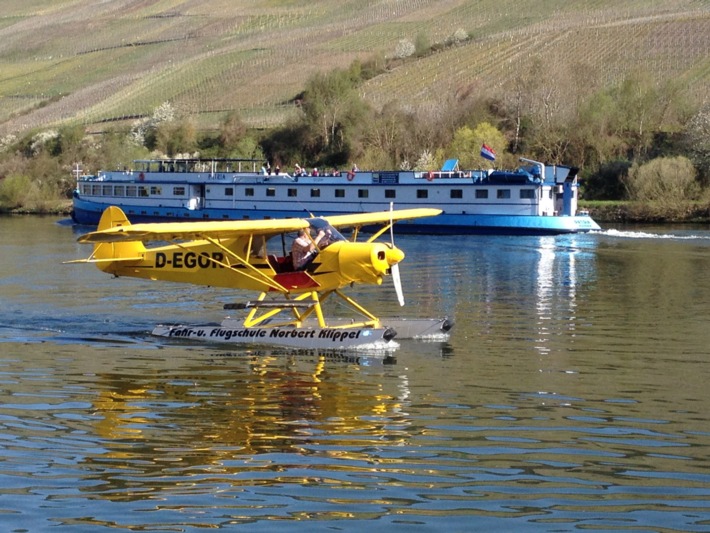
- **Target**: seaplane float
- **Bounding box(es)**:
[68,205,453,350]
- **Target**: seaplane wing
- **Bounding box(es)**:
[78,214,309,244]
[78,207,441,244]
[322,208,442,229]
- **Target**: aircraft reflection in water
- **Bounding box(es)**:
[70,206,451,350]
[84,353,410,502]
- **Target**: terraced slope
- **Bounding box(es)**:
[0,0,708,136]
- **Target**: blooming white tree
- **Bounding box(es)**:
[130,101,176,147]
[451,28,469,44]
[0,134,17,152]
[394,39,415,59]
[683,105,710,182]
[30,130,59,155]
[414,150,436,171]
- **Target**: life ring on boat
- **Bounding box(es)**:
[426,171,435,181]
[346,171,355,181]
[138,172,145,181]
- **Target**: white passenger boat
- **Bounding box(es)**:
[71,157,600,234]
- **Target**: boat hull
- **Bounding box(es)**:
[72,200,600,235]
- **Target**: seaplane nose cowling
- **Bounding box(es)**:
[385,245,405,266]
[334,242,405,285]
[371,243,405,278]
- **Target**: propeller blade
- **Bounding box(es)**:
[391,262,405,306]
[388,202,404,306]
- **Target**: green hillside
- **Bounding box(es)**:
[1,0,709,136]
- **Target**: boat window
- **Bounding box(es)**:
[520,189,535,199]
[310,188,321,198]
[91,185,101,195]
[114,185,125,196]
[358,189,369,198]
[288,188,297,197]
[126,186,137,197]
[385,189,396,199]
[150,186,162,195]
[173,186,186,196]
[417,189,428,199]
[245,188,254,197]
[334,189,345,198]
[139,186,149,197]
[475,189,488,199]
[102,185,112,196]
[497,189,511,199]
[450,189,463,199]
[266,188,276,197]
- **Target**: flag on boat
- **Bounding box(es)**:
[480,143,496,161]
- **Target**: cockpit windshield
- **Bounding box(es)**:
[308,218,345,247]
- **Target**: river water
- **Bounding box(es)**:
[1,216,709,532]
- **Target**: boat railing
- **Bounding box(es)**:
[232,173,297,183]
[131,158,262,174]
[419,170,478,180]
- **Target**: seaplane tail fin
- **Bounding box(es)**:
[92,206,146,265]
[98,205,131,232]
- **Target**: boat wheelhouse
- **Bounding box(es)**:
[71,157,600,234]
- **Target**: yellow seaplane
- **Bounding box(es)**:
[70,206,452,350]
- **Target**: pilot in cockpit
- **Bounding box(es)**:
[291,220,344,270]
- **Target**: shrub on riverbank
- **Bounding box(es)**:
[0,174,71,214]
[582,201,710,223]
[625,157,701,207]
[580,156,710,223]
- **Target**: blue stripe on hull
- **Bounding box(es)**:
[71,201,600,235]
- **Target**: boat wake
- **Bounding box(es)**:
[597,229,710,241]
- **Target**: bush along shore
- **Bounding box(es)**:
[0,201,73,216]
[582,202,710,224]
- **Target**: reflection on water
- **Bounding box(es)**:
[1,217,710,531]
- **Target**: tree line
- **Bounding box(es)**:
[1,55,709,217]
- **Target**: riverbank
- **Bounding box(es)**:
[582,201,710,224]
[0,200,72,216]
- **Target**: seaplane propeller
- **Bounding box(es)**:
[390,202,405,306]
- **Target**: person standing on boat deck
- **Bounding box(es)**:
[291,229,325,270]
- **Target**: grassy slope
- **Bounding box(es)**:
[0,0,708,136]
